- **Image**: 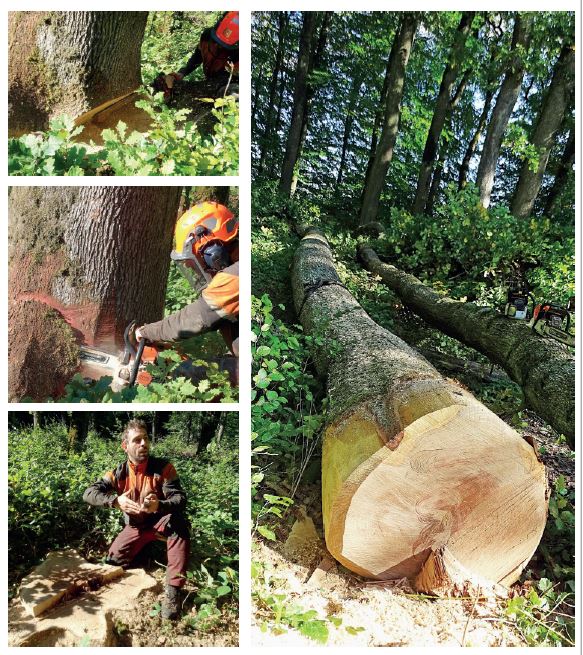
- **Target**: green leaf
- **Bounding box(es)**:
[298,620,329,644]
[257,525,276,541]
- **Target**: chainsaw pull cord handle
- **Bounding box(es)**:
[128,338,147,387]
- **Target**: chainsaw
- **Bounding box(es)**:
[504,276,534,320]
[528,297,575,347]
[79,321,161,390]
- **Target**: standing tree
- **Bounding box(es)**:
[279,12,318,196]
[359,13,418,225]
[475,13,532,208]
[8,186,182,401]
[544,127,575,215]
[511,43,575,219]
[8,11,148,135]
[411,11,474,215]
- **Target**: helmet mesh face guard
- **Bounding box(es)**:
[171,235,212,293]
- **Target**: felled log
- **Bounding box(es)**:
[292,228,547,593]
[358,245,575,447]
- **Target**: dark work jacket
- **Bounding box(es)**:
[141,262,239,355]
[179,28,239,79]
[83,456,187,528]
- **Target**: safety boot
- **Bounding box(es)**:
[161,584,182,620]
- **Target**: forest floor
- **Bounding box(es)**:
[251,407,574,647]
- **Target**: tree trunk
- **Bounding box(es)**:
[359,13,418,226]
[8,11,148,135]
[67,411,90,452]
[458,87,494,189]
[544,128,575,215]
[279,12,318,196]
[336,72,363,188]
[411,12,474,214]
[259,12,288,176]
[292,228,546,591]
[511,44,575,219]
[290,12,331,196]
[8,186,182,401]
[476,13,532,208]
[358,245,575,446]
[362,53,393,201]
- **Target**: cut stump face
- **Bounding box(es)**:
[324,403,547,589]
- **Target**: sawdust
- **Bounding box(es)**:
[251,536,525,647]
[8,299,79,401]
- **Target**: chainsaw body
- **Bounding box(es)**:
[528,301,575,347]
[504,277,532,320]
[79,322,162,390]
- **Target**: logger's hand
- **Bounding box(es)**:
[115,492,142,516]
[135,326,146,342]
[142,493,160,513]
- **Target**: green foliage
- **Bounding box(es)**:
[252,560,364,643]
[55,350,236,404]
[9,416,239,619]
[8,92,238,177]
[251,294,325,535]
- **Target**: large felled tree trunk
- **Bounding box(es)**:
[359,13,418,226]
[279,12,318,196]
[8,11,147,136]
[511,43,575,219]
[8,186,181,401]
[358,245,575,446]
[411,11,474,215]
[476,13,532,208]
[292,228,546,592]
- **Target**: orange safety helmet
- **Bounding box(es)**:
[171,202,238,292]
[211,11,239,49]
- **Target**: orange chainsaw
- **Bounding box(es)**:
[79,321,164,390]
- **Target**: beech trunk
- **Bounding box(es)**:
[511,44,575,219]
[359,13,417,225]
[9,11,147,135]
[476,14,532,208]
[292,228,547,592]
[358,245,575,446]
[8,186,181,401]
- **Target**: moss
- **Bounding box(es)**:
[27,46,63,112]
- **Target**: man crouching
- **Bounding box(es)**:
[83,419,190,620]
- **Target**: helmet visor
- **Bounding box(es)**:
[171,252,212,293]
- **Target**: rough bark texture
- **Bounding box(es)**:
[411,12,474,215]
[279,12,318,196]
[8,186,182,401]
[358,245,575,446]
[292,228,546,590]
[359,13,418,225]
[476,14,532,208]
[9,11,148,135]
[511,44,575,219]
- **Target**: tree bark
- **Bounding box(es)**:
[292,228,546,591]
[476,13,532,208]
[8,186,181,401]
[411,12,474,214]
[544,128,575,215]
[8,11,148,135]
[358,245,575,446]
[279,12,318,196]
[359,13,418,226]
[258,12,288,176]
[511,44,575,219]
[458,88,494,189]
